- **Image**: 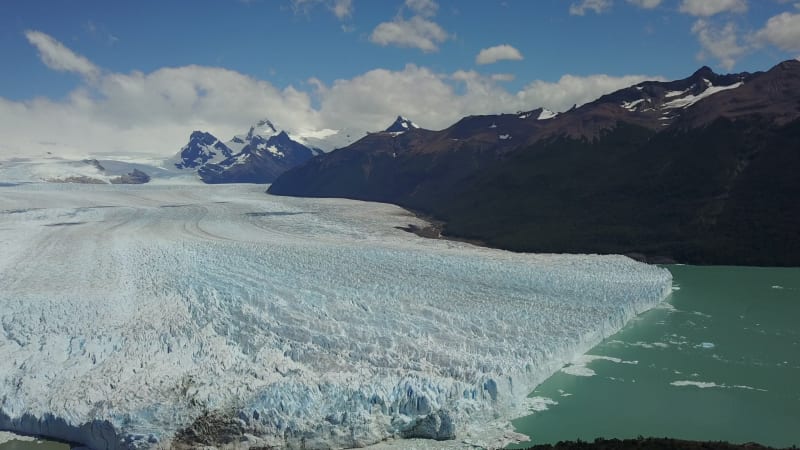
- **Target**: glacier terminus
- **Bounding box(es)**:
[0,182,672,449]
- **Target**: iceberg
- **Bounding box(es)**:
[0,183,672,449]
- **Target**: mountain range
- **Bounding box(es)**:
[269,60,800,266]
[170,119,364,183]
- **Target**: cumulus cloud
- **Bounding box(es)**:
[679,0,747,16]
[369,0,450,52]
[370,16,449,52]
[0,31,661,160]
[24,30,100,79]
[626,0,661,8]
[475,45,524,65]
[318,67,659,132]
[0,65,320,159]
[754,12,800,52]
[691,19,746,70]
[569,0,612,16]
[516,73,662,112]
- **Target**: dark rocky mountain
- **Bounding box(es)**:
[199,130,316,184]
[269,60,800,266]
[384,116,420,133]
[171,120,317,183]
[173,131,234,169]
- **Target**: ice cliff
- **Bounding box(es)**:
[0,183,672,449]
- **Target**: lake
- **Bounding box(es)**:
[509,265,800,448]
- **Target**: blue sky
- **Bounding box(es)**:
[1,0,799,158]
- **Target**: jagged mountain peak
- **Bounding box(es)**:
[247,119,278,140]
[189,130,212,139]
[173,130,233,170]
[689,65,716,80]
[384,116,420,133]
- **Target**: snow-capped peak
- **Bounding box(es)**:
[384,116,420,133]
[172,131,233,169]
[518,108,558,120]
[247,119,279,140]
[537,108,558,120]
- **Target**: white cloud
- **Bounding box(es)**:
[405,0,438,17]
[331,0,353,19]
[317,67,658,132]
[475,45,524,65]
[679,0,747,16]
[370,16,449,52]
[569,0,612,16]
[691,19,746,70]
[291,0,353,19]
[516,73,662,112]
[24,30,100,79]
[0,31,661,160]
[626,0,661,8]
[754,12,800,52]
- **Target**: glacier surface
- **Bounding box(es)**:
[0,183,672,449]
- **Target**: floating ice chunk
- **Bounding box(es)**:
[561,365,596,377]
[670,381,767,392]
[655,302,677,312]
[528,397,558,412]
[561,354,637,377]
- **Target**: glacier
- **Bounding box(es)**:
[0,182,672,449]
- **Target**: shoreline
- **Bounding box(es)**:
[396,209,679,265]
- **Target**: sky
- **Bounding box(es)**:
[1,0,799,159]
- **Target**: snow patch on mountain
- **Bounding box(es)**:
[517,109,557,120]
[663,80,744,109]
[621,99,646,112]
[537,109,558,120]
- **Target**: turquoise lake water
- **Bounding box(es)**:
[509,265,800,448]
